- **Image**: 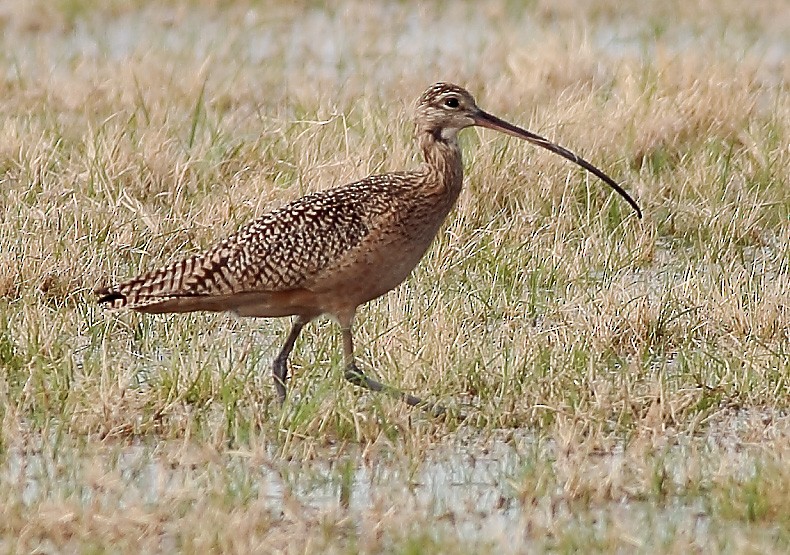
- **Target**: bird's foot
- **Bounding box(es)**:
[344,364,450,419]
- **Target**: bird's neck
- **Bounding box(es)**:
[417,129,464,200]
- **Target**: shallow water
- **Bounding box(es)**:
[4,411,786,549]
[5,6,787,87]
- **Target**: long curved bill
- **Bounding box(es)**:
[473,110,642,218]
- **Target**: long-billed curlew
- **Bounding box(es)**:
[97,82,641,416]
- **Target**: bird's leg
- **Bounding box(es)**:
[340,325,446,417]
[273,316,309,404]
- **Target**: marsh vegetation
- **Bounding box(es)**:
[0,1,788,552]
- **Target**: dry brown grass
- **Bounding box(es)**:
[0,0,788,552]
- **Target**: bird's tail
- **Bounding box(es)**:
[95,253,229,313]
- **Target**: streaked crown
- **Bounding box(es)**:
[414,82,480,135]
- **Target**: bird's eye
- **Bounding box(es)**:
[444,97,459,108]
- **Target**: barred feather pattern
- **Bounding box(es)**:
[96,175,417,311]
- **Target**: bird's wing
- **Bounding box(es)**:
[95,181,394,311]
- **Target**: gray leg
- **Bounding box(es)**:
[340,326,447,417]
[273,317,308,404]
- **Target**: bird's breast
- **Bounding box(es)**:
[306,205,449,311]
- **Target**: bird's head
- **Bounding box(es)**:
[414,82,480,142]
[414,82,643,218]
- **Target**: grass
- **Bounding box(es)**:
[1,0,788,552]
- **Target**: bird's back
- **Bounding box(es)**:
[96,171,446,317]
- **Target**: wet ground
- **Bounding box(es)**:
[4,408,786,550]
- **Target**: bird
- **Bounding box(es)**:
[96,82,642,416]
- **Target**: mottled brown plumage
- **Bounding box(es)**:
[97,82,641,415]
